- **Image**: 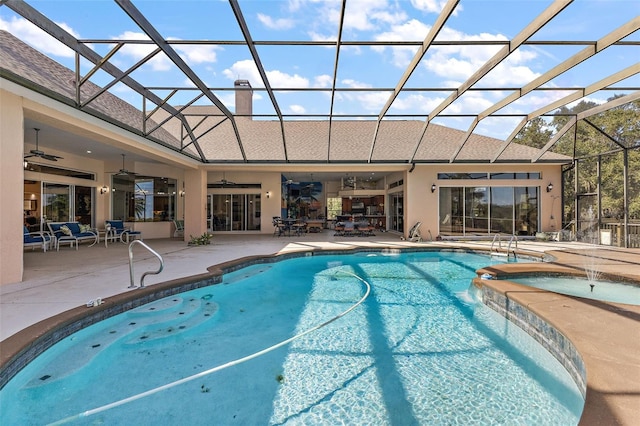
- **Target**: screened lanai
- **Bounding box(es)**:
[1,0,639,246]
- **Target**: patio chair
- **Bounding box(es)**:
[173,219,184,238]
[292,221,307,236]
[356,221,375,237]
[105,220,142,243]
[23,226,53,252]
[272,217,286,237]
[343,221,356,237]
[408,222,423,242]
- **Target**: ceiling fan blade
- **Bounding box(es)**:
[41,154,59,161]
[24,154,36,159]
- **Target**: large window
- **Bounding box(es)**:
[326,197,342,220]
[439,186,539,236]
[111,176,176,222]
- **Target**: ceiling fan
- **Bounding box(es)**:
[24,128,63,162]
[213,172,236,186]
[343,174,356,188]
[108,153,138,176]
[283,177,300,186]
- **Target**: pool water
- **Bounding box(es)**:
[504,275,640,305]
[0,251,583,425]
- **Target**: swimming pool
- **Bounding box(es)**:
[0,251,583,424]
[501,275,640,305]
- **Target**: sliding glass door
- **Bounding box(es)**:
[439,186,538,236]
[209,194,261,231]
[42,183,93,225]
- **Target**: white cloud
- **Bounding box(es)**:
[372,19,429,67]
[341,78,372,89]
[267,69,310,88]
[257,13,295,30]
[411,0,444,14]
[170,38,220,65]
[420,28,543,87]
[314,74,333,88]
[222,59,310,89]
[355,91,391,111]
[289,104,306,114]
[222,60,261,84]
[391,93,446,113]
[112,31,172,71]
[0,16,78,58]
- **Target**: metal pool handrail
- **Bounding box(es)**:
[49,271,370,425]
[490,233,518,259]
[128,240,164,289]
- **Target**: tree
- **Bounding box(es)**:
[515,95,640,221]
[513,117,553,149]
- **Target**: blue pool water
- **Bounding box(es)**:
[503,275,640,305]
[0,251,583,425]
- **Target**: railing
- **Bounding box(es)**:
[507,234,518,259]
[600,222,640,248]
[490,233,517,259]
[128,240,164,288]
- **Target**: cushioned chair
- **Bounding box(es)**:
[23,226,53,252]
[106,220,142,243]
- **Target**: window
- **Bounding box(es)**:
[439,186,539,236]
[437,173,488,180]
[326,197,342,220]
[490,172,541,180]
[111,176,177,222]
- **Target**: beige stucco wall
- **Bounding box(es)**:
[0,89,25,285]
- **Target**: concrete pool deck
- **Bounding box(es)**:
[1,233,639,425]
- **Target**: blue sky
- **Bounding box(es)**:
[1,0,639,139]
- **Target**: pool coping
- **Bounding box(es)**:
[476,252,640,426]
[1,246,639,426]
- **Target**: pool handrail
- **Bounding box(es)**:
[490,233,518,259]
[128,240,164,288]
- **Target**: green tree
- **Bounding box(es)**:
[515,95,640,221]
[513,116,553,149]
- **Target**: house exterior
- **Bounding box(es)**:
[0,30,569,285]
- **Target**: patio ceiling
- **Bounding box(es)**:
[1,0,639,164]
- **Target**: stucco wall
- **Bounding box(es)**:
[0,90,25,285]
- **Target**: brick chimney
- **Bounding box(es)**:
[234,79,253,117]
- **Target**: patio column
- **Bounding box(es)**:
[183,168,207,241]
[0,89,25,285]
